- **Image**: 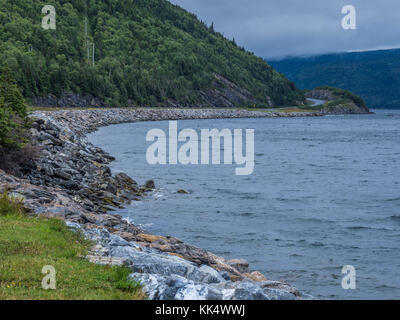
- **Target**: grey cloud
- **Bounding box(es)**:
[170,0,400,59]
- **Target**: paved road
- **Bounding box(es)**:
[306,98,326,106]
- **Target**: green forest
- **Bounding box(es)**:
[270,49,400,109]
[0,0,303,107]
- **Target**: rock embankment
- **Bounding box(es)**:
[0,168,304,300]
[32,107,322,136]
[1,108,316,300]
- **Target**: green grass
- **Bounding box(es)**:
[275,107,316,113]
[0,193,145,300]
[298,105,324,111]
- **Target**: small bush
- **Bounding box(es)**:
[110,266,142,292]
[0,192,24,217]
[0,144,40,176]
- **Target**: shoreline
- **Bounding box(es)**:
[31,107,325,136]
[0,107,341,300]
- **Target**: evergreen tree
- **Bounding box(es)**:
[0,64,29,148]
[0,65,28,119]
[209,22,215,32]
[0,97,15,147]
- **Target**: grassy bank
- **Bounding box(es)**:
[0,193,145,300]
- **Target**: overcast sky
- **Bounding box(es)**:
[170,0,400,59]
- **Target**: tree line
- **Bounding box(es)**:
[0,0,302,107]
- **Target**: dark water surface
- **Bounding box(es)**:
[88,109,400,299]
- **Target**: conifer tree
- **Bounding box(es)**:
[0,65,27,119]
[0,64,29,148]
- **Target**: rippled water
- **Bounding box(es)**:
[88,109,400,299]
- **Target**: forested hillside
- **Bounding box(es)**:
[270,49,400,109]
[0,0,303,107]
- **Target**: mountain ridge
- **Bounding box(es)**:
[269,48,400,109]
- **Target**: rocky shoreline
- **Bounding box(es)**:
[0,108,323,300]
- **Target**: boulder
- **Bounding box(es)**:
[54,169,72,180]
[115,172,137,186]
[227,259,250,274]
[86,255,130,266]
[144,180,156,190]
[244,271,267,282]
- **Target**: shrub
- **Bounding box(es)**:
[0,144,40,176]
[0,192,25,217]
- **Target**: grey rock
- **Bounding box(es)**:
[66,221,82,230]
[87,255,129,266]
[54,169,72,180]
[144,180,155,189]
[108,234,135,247]
[115,172,137,186]
[232,281,272,300]
[129,273,172,300]
[174,283,209,300]
[227,258,250,274]
[105,182,118,194]
[190,265,226,284]
[110,246,194,278]
[130,273,223,301]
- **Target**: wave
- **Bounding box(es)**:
[375,284,400,290]
[346,225,397,232]
[310,242,325,247]
[384,198,400,202]
[347,226,370,230]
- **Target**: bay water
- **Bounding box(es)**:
[88,109,400,299]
